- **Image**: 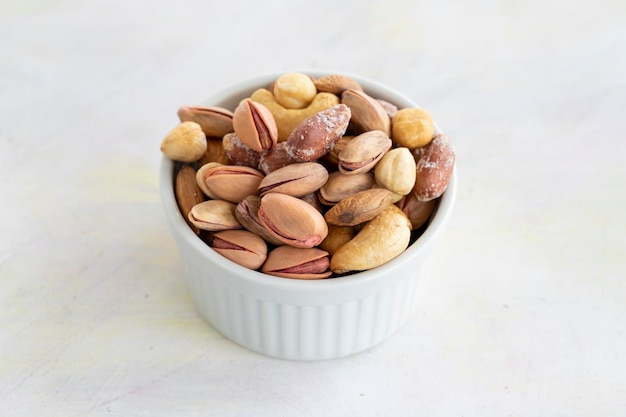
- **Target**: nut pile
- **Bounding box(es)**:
[160,72,455,279]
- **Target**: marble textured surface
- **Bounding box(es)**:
[1,0,625,415]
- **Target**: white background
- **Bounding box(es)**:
[1,0,625,415]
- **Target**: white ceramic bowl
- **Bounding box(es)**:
[160,71,457,361]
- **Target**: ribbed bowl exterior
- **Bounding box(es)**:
[175,232,432,360]
[160,70,456,360]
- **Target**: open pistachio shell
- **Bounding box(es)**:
[258,162,329,197]
[188,200,241,231]
[177,105,234,138]
[234,196,286,247]
[262,246,331,279]
[318,171,375,205]
[232,99,278,152]
[258,193,328,248]
[341,89,391,136]
[211,229,267,270]
[337,130,392,175]
[202,165,264,203]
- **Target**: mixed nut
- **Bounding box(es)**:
[160,72,455,279]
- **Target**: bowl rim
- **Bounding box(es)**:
[159,70,457,294]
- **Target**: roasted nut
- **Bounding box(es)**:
[330,205,412,274]
[300,192,324,214]
[341,89,390,136]
[222,132,262,168]
[318,171,375,205]
[262,246,331,279]
[314,74,363,95]
[285,104,351,162]
[196,162,224,199]
[391,107,435,149]
[257,142,297,174]
[272,72,317,109]
[198,137,230,166]
[324,188,395,226]
[258,162,329,197]
[160,121,207,162]
[374,147,416,196]
[398,195,437,229]
[413,134,455,201]
[211,229,267,270]
[337,130,392,174]
[232,99,278,152]
[235,196,285,246]
[250,88,340,142]
[188,200,241,231]
[175,165,205,234]
[162,71,453,277]
[319,224,356,255]
[258,193,328,248]
[373,184,404,204]
[177,105,234,138]
[377,99,398,119]
[202,165,264,203]
[324,135,354,165]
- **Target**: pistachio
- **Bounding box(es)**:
[175,165,205,234]
[160,121,207,162]
[211,229,267,270]
[272,72,317,109]
[374,147,416,196]
[232,99,278,152]
[341,89,390,136]
[262,246,331,279]
[398,194,437,230]
[250,88,340,142]
[195,162,224,199]
[323,135,354,165]
[222,132,262,168]
[413,134,455,201]
[324,188,395,227]
[258,193,328,248]
[177,105,234,138]
[202,165,264,203]
[188,200,241,231]
[391,107,435,149]
[337,130,392,175]
[258,162,329,197]
[285,104,351,162]
[314,74,363,95]
[318,171,375,205]
[235,196,285,246]
[330,205,412,274]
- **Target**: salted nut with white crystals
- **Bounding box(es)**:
[160,72,456,279]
